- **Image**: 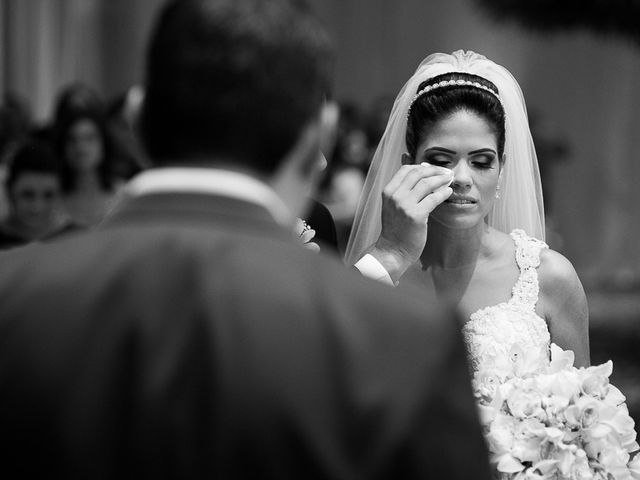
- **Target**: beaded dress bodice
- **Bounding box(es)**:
[462,230,551,374]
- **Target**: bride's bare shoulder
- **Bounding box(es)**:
[538,248,583,296]
[538,247,590,366]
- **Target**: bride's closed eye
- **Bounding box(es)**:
[471,154,496,169]
[425,154,452,167]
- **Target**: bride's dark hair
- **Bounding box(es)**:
[405,72,505,159]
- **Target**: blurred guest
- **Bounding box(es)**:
[319,101,372,252]
[364,93,394,151]
[0,93,33,221]
[332,100,372,174]
[30,82,105,146]
[0,141,79,249]
[51,83,106,133]
[54,109,120,227]
[0,1,489,479]
[320,165,365,253]
[0,93,33,164]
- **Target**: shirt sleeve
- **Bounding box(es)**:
[353,254,396,287]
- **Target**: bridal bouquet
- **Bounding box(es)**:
[473,344,640,479]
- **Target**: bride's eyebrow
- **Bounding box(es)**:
[468,148,497,155]
[424,147,456,154]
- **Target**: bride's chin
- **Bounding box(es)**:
[428,212,483,231]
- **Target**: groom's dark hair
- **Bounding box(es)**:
[140,0,333,175]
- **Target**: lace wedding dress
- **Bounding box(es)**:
[462,229,551,374]
[462,230,640,479]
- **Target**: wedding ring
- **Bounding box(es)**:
[299,220,312,237]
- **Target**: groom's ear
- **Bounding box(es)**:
[288,120,323,179]
[296,101,338,178]
[268,119,323,219]
[274,101,337,191]
[319,100,339,161]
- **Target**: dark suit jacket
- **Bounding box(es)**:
[305,198,339,253]
[0,190,490,479]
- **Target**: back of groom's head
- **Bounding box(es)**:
[140,0,333,175]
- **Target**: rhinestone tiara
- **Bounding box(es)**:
[406,79,501,119]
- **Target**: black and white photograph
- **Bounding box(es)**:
[0,1,639,478]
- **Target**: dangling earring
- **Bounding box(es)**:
[495,184,501,199]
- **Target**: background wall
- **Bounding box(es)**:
[0,0,163,120]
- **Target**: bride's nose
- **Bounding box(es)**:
[451,161,472,189]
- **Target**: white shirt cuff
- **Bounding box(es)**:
[353,254,396,286]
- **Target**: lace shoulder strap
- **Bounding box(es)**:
[509,229,549,309]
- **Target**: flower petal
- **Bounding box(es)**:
[497,454,525,473]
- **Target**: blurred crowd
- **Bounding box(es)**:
[0,84,396,254]
[317,94,394,253]
[0,84,147,249]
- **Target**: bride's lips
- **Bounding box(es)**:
[445,195,477,206]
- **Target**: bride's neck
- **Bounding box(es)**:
[421,220,488,271]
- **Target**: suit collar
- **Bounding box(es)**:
[102,191,291,241]
[122,167,294,226]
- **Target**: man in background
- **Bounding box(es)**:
[0,1,490,478]
[0,140,80,249]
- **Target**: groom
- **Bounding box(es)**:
[0,1,490,478]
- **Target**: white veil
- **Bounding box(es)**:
[344,50,545,265]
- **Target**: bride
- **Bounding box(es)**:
[345,50,640,478]
[345,50,589,369]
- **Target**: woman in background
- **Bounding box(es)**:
[55,109,119,227]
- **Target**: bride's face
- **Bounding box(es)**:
[414,109,502,229]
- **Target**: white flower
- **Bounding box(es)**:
[512,419,546,463]
[605,384,627,407]
[474,342,640,480]
[628,453,640,480]
[509,344,547,378]
[548,343,575,372]
[474,369,501,402]
[581,368,610,400]
[537,369,581,402]
[513,466,548,480]
[564,448,592,480]
[524,459,558,479]
[507,386,545,420]
[541,394,569,423]
[477,402,499,426]
[488,413,517,456]
[564,396,602,430]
